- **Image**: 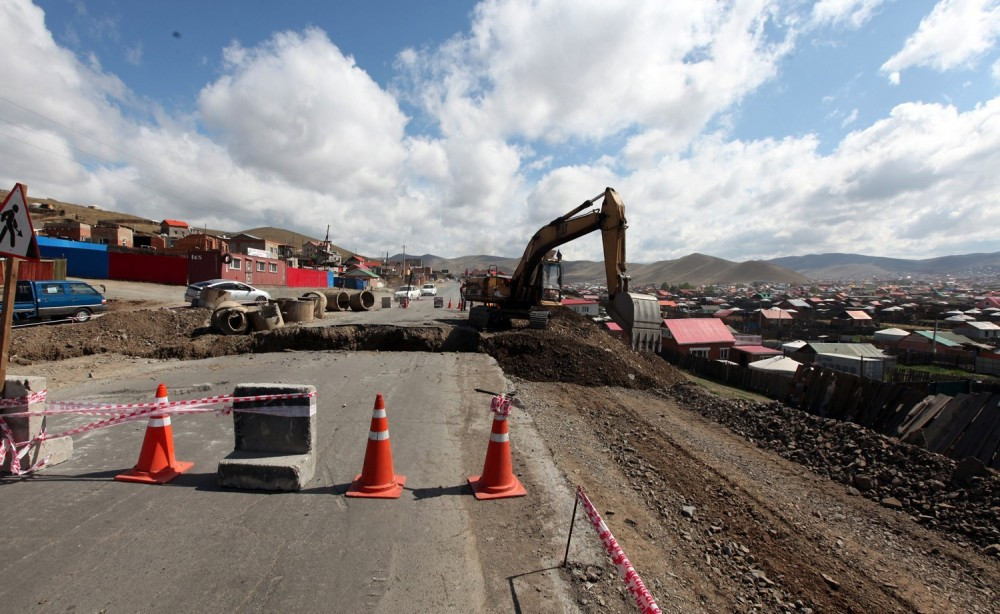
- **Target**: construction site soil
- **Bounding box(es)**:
[9,304,1000,612]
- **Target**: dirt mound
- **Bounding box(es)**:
[11,305,683,392]
[480,308,682,389]
[11,307,248,362]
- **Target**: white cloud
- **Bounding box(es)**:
[841,108,859,127]
[614,98,1000,262]
[3,0,1000,266]
[400,0,795,148]
[125,42,142,66]
[881,0,1000,81]
[199,29,409,196]
[811,0,888,28]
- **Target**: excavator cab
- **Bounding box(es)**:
[539,250,563,303]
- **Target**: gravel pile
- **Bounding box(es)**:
[664,381,1000,554]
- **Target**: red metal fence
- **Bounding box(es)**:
[286,267,328,288]
[108,251,188,285]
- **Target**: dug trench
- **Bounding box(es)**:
[10,307,999,611]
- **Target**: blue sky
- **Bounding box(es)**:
[4,0,1000,263]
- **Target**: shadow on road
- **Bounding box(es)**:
[507,566,564,614]
[407,483,471,499]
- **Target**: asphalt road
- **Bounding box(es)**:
[1,351,579,612]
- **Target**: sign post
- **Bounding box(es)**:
[0,183,40,393]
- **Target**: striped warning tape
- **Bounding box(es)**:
[0,390,317,477]
[0,390,316,418]
[490,394,512,418]
[576,486,661,614]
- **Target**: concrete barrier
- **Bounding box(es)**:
[217,383,317,491]
[1,376,73,474]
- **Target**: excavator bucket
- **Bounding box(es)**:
[608,292,662,352]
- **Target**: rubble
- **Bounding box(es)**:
[661,381,1000,550]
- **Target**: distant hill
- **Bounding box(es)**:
[420,252,809,285]
[239,227,358,259]
[768,252,1000,279]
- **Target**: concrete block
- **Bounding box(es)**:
[2,376,73,474]
[217,383,316,491]
[217,451,315,491]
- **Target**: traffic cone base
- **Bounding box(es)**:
[468,473,526,500]
[115,384,193,485]
[347,473,406,498]
[116,460,194,485]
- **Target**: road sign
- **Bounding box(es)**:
[0,183,39,260]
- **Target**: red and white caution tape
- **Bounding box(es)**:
[0,390,47,407]
[0,414,50,476]
[576,486,661,614]
[0,390,317,477]
[490,394,512,418]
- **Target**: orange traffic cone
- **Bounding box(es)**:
[447,298,453,309]
[346,394,405,498]
[115,384,194,484]
[468,396,526,499]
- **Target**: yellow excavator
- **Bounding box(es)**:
[462,188,661,351]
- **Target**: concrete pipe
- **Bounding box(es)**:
[250,302,284,331]
[300,291,327,318]
[212,306,250,335]
[321,289,351,311]
[277,298,315,323]
[214,300,241,311]
[348,290,375,312]
[199,288,231,310]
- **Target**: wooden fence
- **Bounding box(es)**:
[662,351,1000,469]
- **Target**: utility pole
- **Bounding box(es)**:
[402,244,406,283]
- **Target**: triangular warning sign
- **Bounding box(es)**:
[0,183,39,260]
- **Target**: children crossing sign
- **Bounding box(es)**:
[0,183,39,260]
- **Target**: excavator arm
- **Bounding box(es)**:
[507,188,661,351]
[508,188,628,303]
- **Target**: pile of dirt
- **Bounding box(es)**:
[479,307,683,389]
[663,381,1000,552]
[11,308,250,362]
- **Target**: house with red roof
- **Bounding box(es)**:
[661,318,735,360]
[159,219,190,239]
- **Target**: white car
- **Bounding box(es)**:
[420,283,438,296]
[185,279,271,306]
[394,285,420,301]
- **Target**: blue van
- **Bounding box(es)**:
[10,280,108,321]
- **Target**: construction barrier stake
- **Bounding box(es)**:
[562,491,579,568]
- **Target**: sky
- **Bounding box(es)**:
[2,0,1000,263]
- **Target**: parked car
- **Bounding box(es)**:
[185,279,270,306]
[394,285,420,301]
[9,280,108,322]
[420,283,438,296]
